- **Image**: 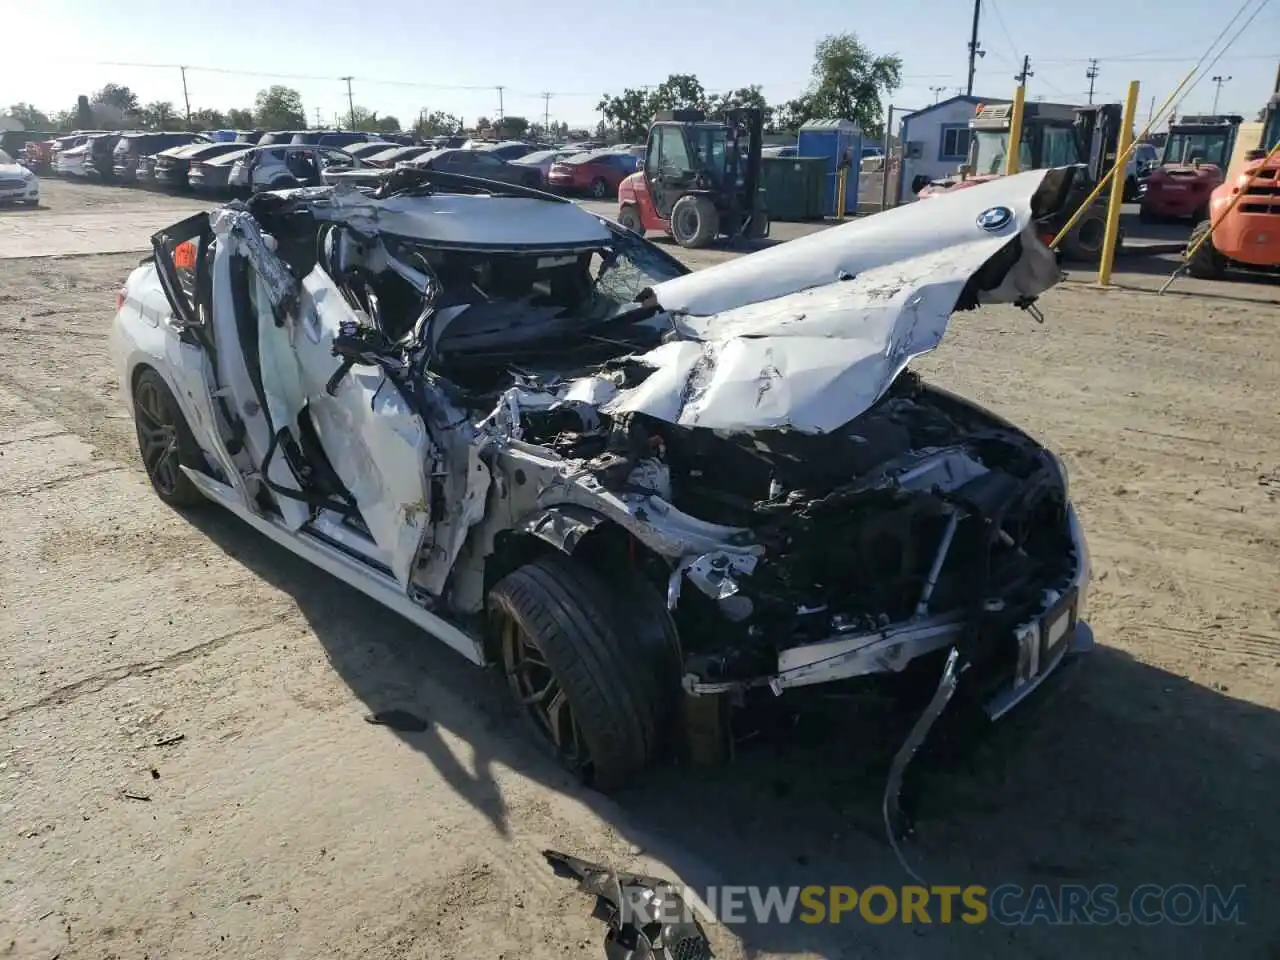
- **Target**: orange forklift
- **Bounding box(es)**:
[1184,89,1280,280]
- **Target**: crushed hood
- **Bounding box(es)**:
[601,167,1066,435]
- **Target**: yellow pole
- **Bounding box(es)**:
[1049,63,1199,250]
[836,168,847,221]
[1005,85,1026,176]
[1098,80,1140,287]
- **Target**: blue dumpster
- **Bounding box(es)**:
[797,119,863,217]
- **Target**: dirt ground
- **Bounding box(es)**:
[3,179,1280,960]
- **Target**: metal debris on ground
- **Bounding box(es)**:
[543,849,712,960]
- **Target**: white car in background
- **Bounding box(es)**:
[0,149,40,205]
[228,144,368,195]
[54,142,94,177]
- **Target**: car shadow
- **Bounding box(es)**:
[183,508,1280,958]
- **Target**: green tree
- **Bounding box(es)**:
[254,86,306,130]
[92,83,139,114]
[792,33,902,136]
[475,116,491,132]
[412,110,462,137]
[75,95,93,130]
[6,102,51,130]
[495,115,529,139]
[707,85,774,129]
[226,108,255,129]
[596,87,653,141]
[650,74,707,113]
[139,101,178,129]
[190,107,226,131]
[374,115,401,134]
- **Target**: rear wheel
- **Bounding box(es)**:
[616,204,644,235]
[132,368,205,507]
[670,195,719,248]
[590,176,609,199]
[1185,219,1227,280]
[1122,176,1139,202]
[488,553,675,790]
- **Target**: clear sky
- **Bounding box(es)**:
[4,0,1278,131]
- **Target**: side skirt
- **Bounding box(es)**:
[184,467,488,667]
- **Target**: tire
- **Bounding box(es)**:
[1138,204,1155,224]
[590,177,609,199]
[1060,212,1106,262]
[131,367,206,508]
[670,194,719,248]
[1185,219,1226,280]
[1192,202,1209,223]
[616,204,644,235]
[1123,176,1138,202]
[488,553,675,790]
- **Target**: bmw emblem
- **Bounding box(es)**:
[977,206,1013,232]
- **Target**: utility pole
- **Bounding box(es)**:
[965,0,984,96]
[340,76,355,130]
[314,107,322,127]
[1086,59,1099,104]
[930,85,946,104]
[1015,54,1034,92]
[1211,75,1232,113]
[496,86,505,124]
[542,92,552,132]
[179,66,192,129]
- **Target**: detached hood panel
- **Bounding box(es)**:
[606,168,1065,435]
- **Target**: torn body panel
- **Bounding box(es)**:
[112,167,1094,794]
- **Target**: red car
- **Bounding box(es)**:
[547,150,639,198]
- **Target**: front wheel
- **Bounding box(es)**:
[590,177,609,199]
[616,204,644,235]
[1185,219,1227,280]
[1059,212,1106,262]
[488,554,675,790]
[132,368,205,507]
[670,194,719,248]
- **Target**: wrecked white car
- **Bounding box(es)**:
[110,166,1094,791]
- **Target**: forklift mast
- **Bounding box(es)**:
[722,106,763,222]
[1073,103,1123,183]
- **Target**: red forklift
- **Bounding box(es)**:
[616,108,769,249]
[1140,114,1244,222]
[916,100,1130,261]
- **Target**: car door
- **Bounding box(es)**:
[646,125,693,218]
[471,151,523,184]
[147,213,258,508]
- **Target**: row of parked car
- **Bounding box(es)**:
[21,128,645,200]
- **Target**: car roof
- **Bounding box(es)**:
[346,192,612,249]
[205,147,255,166]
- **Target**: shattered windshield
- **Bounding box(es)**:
[336,223,687,369]
[970,130,1032,176]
